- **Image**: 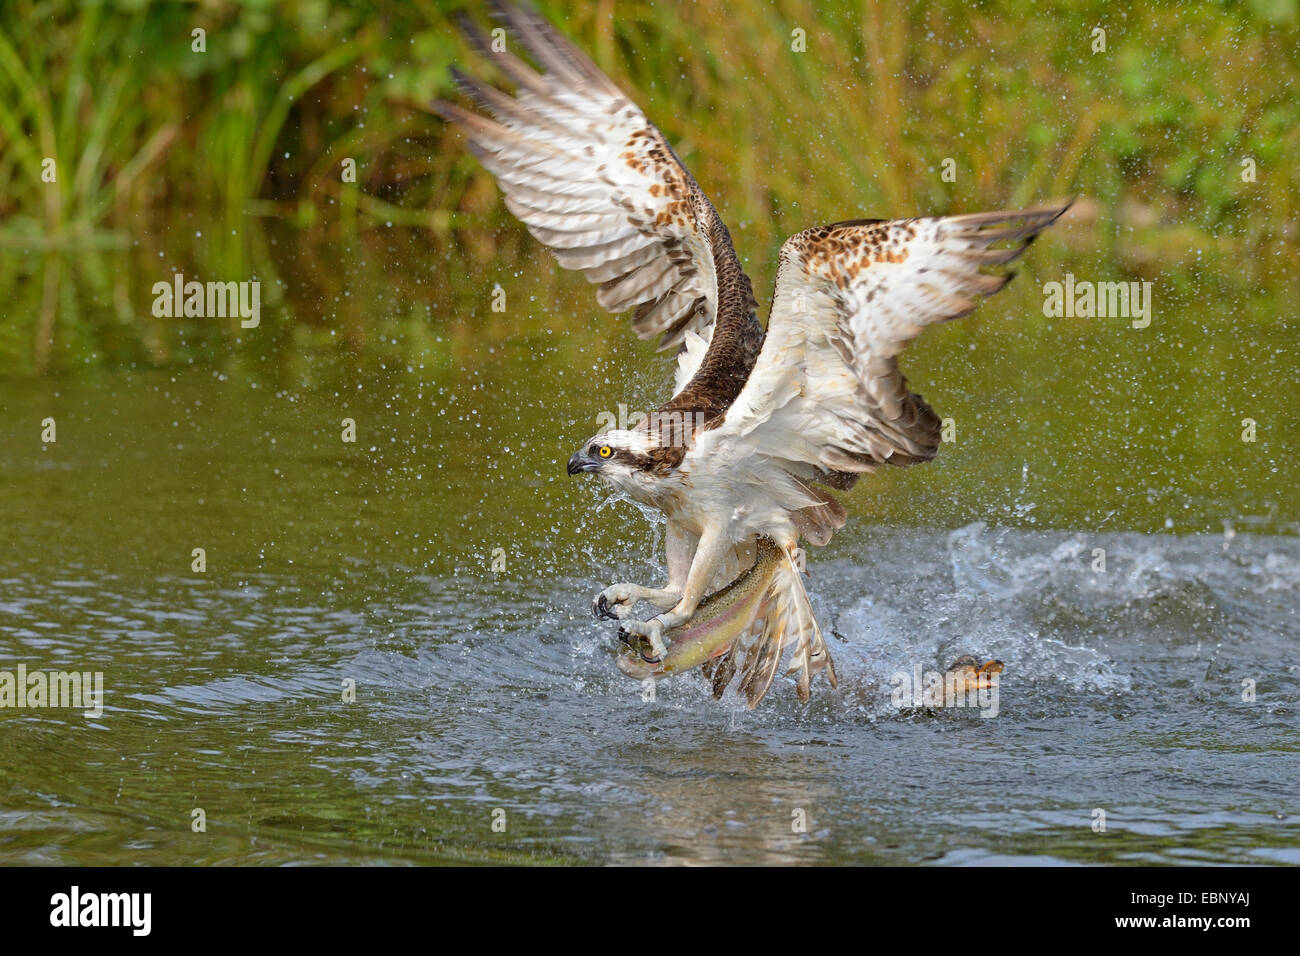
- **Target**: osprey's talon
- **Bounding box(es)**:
[592,584,642,620]
[593,590,628,621]
[593,593,616,620]
[618,629,661,664]
[617,617,668,663]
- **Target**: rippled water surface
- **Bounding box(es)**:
[2,303,1297,864]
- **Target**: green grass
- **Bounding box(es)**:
[0,0,1296,375]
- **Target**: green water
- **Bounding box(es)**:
[0,227,1297,864]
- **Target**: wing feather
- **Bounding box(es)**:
[706,204,1070,498]
[433,3,745,390]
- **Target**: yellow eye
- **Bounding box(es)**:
[598,445,613,458]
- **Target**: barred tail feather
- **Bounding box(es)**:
[735,547,837,708]
[708,636,742,699]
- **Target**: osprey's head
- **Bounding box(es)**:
[566,429,650,478]
[567,424,693,508]
[566,429,654,485]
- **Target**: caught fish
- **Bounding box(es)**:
[617,537,782,682]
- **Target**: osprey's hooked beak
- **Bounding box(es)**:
[567,450,601,476]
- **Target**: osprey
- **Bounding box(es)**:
[435,3,1068,707]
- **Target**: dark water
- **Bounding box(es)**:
[0,356,1294,868]
[2,323,1296,864]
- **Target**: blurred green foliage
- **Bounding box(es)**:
[0,0,1295,375]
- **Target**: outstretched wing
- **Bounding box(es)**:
[705,204,1071,485]
[433,2,757,390]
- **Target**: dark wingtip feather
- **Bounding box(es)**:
[455,9,501,62]
[429,98,458,122]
